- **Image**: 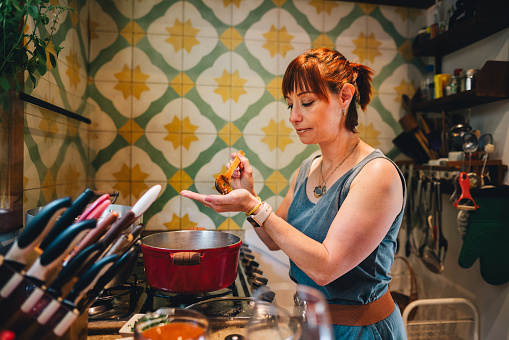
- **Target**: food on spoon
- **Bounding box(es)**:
[215,150,245,195]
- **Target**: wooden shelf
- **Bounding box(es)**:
[396,160,508,188]
[412,60,509,113]
[412,0,509,57]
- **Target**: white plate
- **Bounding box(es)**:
[119,313,145,337]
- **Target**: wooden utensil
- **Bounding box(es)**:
[215,150,245,195]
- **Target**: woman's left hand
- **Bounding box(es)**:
[180,189,255,214]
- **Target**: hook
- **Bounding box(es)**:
[453,172,479,211]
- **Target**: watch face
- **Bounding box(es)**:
[247,216,260,227]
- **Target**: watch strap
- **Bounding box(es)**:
[247,202,272,227]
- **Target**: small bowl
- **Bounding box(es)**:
[134,308,209,340]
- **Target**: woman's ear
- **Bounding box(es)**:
[340,83,355,110]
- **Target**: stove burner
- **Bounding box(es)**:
[140,284,237,312]
[88,301,114,316]
[88,277,142,320]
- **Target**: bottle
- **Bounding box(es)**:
[424,64,435,101]
[431,0,441,38]
[450,68,462,94]
[465,69,478,91]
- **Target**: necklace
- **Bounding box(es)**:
[313,138,360,198]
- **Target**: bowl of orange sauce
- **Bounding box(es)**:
[134,308,210,340]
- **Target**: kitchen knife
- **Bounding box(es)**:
[103,223,144,257]
[100,184,161,247]
[61,199,111,267]
[39,188,96,250]
[24,219,97,286]
[0,242,107,333]
[65,210,118,264]
[0,243,107,334]
[0,220,96,304]
[41,246,139,340]
[2,197,72,272]
[62,254,120,309]
[75,193,109,223]
[81,198,111,221]
[47,242,105,298]
[0,219,96,325]
[15,254,119,340]
[81,240,142,309]
[131,184,162,218]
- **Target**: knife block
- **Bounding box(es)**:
[61,310,88,340]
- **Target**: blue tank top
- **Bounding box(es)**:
[287,149,406,305]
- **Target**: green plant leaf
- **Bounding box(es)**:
[49,53,57,68]
[0,77,9,91]
[37,62,47,77]
[10,1,22,12]
[29,73,37,87]
[27,5,39,19]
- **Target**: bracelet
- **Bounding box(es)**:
[246,197,262,216]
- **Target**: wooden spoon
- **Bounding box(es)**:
[215,150,245,195]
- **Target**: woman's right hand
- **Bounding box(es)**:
[228,152,255,196]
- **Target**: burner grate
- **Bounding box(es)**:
[88,274,143,320]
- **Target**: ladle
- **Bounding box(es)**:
[462,132,478,173]
[215,150,245,195]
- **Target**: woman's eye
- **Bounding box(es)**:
[287,104,293,110]
[302,101,313,107]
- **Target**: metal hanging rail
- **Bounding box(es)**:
[19,92,91,125]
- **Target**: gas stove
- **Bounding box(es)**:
[87,241,269,336]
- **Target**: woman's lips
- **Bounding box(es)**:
[296,128,311,134]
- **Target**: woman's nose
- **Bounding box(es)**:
[289,108,302,124]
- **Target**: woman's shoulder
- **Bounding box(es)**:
[352,151,403,196]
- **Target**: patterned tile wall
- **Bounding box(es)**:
[24,0,427,231]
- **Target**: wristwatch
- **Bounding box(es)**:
[246,202,272,227]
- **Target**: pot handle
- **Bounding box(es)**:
[172,252,201,266]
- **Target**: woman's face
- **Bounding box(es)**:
[285,88,344,145]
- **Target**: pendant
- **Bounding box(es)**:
[313,185,326,198]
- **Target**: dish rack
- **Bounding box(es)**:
[402,298,479,340]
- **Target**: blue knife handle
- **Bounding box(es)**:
[64,254,119,307]
[48,242,105,296]
[39,219,96,266]
[17,197,72,248]
[40,188,95,250]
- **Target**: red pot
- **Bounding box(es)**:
[141,230,242,294]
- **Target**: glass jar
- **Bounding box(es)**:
[465,69,478,91]
[450,68,462,94]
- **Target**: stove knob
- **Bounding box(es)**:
[256,289,275,303]
[241,253,255,262]
[251,273,268,287]
[242,259,259,268]
[246,266,263,276]
[240,247,252,254]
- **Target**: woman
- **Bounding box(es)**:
[181,47,407,339]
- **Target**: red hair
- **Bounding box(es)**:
[282,48,374,132]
